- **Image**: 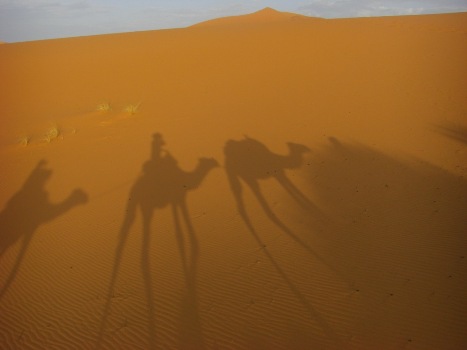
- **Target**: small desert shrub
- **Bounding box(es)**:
[97,102,111,112]
[44,125,60,143]
[18,136,30,146]
[124,102,141,115]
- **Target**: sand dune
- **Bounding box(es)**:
[0,8,466,349]
[192,7,309,27]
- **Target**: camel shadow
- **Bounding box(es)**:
[0,160,88,301]
[96,133,218,350]
[223,136,341,344]
[225,136,320,215]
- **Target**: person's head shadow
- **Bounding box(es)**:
[97,133,218,349]
[0,160,88,300]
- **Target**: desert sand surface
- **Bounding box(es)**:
[1,7,466,349]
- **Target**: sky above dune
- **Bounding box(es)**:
[1,0,467,42]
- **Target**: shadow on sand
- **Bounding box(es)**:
[0,160,88,301]
[434,123,467,145]
[223,136,343,345]
[96,133,218,350]
[299,137,467,346]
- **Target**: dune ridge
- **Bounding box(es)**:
[192,7,310,28]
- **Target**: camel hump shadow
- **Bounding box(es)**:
[224,136,316,212]
[225,136,310,179]
[138,149,220,224]
[131,151,219,213]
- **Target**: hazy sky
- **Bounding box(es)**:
[1,0,466,42]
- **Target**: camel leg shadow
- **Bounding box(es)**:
[95,203,133,349]
[173,200,205,349]
[244,178,343,278]
[96,199,157,349]
[231,178,340,344]
[275,173,324,219]
[141,205,157,349]
[0,235,33,300]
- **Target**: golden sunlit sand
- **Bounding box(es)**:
[1,8,466,349]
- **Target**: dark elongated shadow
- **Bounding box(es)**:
[0,160,88,301]
[223,136,343,344]
[434,123,467,144]
[96,133,217,350]
[240,211,339,343]
[173,200,204,349]
[300,137,467,346]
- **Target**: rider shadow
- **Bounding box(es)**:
[0,160,88,301]
[223,136,342,344]
[96,133,218,350]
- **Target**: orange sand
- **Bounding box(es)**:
[1,8,466,349]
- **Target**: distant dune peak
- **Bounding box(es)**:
[192,7,304,27]
[260,6,276,11]
[254,7,281,15]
